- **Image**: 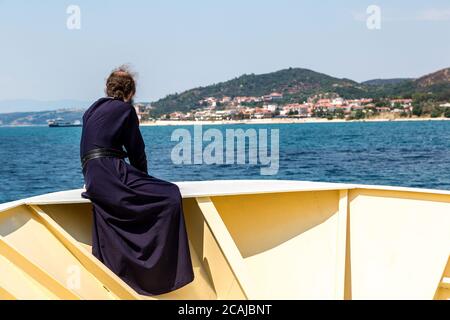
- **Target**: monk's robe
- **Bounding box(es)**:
[80,97,194,295]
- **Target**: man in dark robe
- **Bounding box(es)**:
[80,67,194,295]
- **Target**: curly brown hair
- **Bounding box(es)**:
[105,65,137,101]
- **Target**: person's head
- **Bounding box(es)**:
[105,65,137,103]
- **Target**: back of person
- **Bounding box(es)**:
[80,97,131,156]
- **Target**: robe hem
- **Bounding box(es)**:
[130,275,195,296]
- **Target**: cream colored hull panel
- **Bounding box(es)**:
[0,181,448,300]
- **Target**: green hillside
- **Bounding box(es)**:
[151,68,366,115]
[151,67,450,116]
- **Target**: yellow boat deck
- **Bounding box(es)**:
[0,180,449,300]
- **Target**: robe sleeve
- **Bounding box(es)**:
[123,106,148,174]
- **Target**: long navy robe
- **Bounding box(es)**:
[80,97,194,295]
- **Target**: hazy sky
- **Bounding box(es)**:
[0,0,449,110]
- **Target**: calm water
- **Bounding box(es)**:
[1,121,450,203]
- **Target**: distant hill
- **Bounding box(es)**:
[416,68,450,87]
[0,109,85,126]
[362,78,413,86]
[151,67,450,115]
[0,99,91,114]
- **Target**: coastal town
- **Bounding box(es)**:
[2,92,449,127]
[132,92,450,124]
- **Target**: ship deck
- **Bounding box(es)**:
[0,180,449,300]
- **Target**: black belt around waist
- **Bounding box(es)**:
[81,147,128,168]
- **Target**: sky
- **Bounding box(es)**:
[0,0,449,112]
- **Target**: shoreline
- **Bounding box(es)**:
[1,117,450,128]
[140,117,450,127]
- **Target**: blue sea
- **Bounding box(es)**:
[1,121,450,204]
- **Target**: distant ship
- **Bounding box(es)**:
[48,118,82,127]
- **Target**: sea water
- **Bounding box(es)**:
[1,120,450,203]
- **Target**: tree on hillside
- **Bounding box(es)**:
[354,109,365,120]
[444,108,450,118]
[412,104,423,117]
